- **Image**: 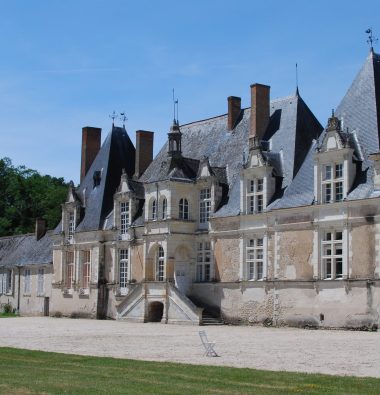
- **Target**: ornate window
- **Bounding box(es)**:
[119,249,129,292]
[66,251,74,288]
[162,198,167,220]
[246,238,264,280]
[196,241,211,282]
[322,163,344,203]
[321,230,343,279]
[120,201,129,234]
[156,246,165,281]
[24,269,31,294]
[199,188,211,224]
[37,268,44,296]
[82,251,91,289]
[179,198,189,220]
[151,199,157,221]
[247,179,264,214]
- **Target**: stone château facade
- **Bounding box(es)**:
[1,50,380,329]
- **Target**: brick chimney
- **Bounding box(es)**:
[227,96,241,130]
[134,130,154,179]
[250,84,270,143]
[81,127,101,183]
[35,218,46,241]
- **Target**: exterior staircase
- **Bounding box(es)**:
[201,310,224,326]
[188,295,225,326]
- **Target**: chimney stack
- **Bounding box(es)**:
[227,96,241,130]
[35,218,46,241]
[134,130,154,179]
[250,84,270,143]
[81,127,101,183]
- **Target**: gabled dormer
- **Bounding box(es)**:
[113,169,142,239]
[62,181,82,242]
[314,112,356,204]
[241,137,277,215]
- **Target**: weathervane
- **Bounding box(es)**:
[295,62,299,95]
[109,110,117,126]
[172,88,179,124]
[366,28,378,50]
[120,112,128,128]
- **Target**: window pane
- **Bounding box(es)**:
[325,259,332,278]
[257,195,263,213]
[335,163,343,178]
[325,232,332,241]
[335,182,343,202]
[324,165,332,180]
[257,179,263,192]
[335,231,343,240]
[257,262,263,279]
[336,258,343,278]
[257,238,263,247]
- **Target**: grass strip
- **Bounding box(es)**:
[0,347,379,394]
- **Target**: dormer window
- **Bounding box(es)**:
[322,163,344,203]
[120,201,129,234]
[68,212,75,240]
[247,178,264,214]
[199,188,211,224]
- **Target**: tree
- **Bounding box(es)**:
[0,157,68,236]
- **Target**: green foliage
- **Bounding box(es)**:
[0,348,379,394]
[0,157,68,236]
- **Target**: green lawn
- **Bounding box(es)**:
[0,348,379,394]
[0,313,17,318]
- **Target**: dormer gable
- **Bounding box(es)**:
[197,157,213,179]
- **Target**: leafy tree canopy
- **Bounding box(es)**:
[0,157,68,236]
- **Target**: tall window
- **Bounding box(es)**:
[199,188,211,224]
[37,268,44,295]
[68,212,75,240]
[120,201,129,234]
[196,241,211,282]
[82,251,91,289]
[4,269,12,293]
[162,198,167,220]
[24,269,31,294]
[322,163,344,203]
[151,199,157,220]
[247,179,264,214]
[156,246,165,281]
[321,230,343,279]
[179,198,189,220]
[246,238,264,280]
[119,249,129,290]
[66,251,74,288]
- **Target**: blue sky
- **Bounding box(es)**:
[0,0,379,183]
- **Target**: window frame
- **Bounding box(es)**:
[24,268,31,295]
[120,201,130,235]
[155,246,165,282]
[119,249,130,293]
[37,268,44,296]
[246,238,264,281]
[196,241,211,282]
[179,198,189,220]
[199,188,211,225]
[65,251,74,289]
[82,250,91,289]
[321,162,344,203]
[321,230,343,280]
[246,178,264,214]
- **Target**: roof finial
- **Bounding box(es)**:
[172,88,179,125]
[366,28,378,52]
[295,62,299,96]
[109,110,117,127]
[120,112,128,129]
[332,108,335,117]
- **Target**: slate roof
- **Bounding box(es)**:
[272,51,380,209]
[0,232,53,268]
[56,126,136,233]
[141,92,322,217]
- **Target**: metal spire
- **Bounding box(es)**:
[120,112,128,129]
[172,89,179,125]
[295,62,299,96]
[109,110,117,127]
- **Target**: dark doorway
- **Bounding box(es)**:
[147,302,164,322]
[44,297,49,317]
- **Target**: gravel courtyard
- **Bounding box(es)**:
[0,317,379,378]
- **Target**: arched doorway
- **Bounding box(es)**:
[147,301,164,322]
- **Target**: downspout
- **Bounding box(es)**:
[17,266,21,312]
